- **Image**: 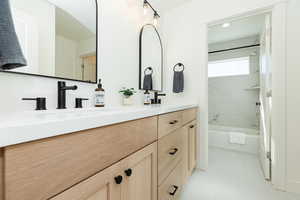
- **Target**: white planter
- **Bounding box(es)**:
[123,96,133,105]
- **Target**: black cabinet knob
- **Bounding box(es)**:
[114,175,123,184]
[169,120,178,125]
[124,169,133,177]
[189,125,195,129]
[169,148,179,155]
[169,185,179,196]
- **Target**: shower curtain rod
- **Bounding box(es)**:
[208,44,260,54]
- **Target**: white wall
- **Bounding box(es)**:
[286,0,300,193]
[163,0,300,194]
[78,37,96,56]
[55,35,96,81]
[55,35,78,79]
[0,0,155,114]
[208,37,260,130]
[10,0,56,75]
[162,0,281,171]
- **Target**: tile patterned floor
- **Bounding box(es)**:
[181,148,300,200]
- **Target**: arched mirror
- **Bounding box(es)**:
[139,24,163,91]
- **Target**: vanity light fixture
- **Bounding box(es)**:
[142,0,160,27]
[153,11,160,27]
[143,0,149,15]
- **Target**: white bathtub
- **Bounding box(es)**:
[209,125,259,154]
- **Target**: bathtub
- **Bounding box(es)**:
[209,124,259,154]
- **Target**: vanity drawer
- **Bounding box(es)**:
[158,111,183,139]
[158,128,183,185]
[3,117,158,200]
[182,108,197,125]
[158,161,183,200]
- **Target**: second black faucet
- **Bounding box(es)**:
[151,92,166,104]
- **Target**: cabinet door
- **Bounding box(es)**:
[122,143,157,200]
[188,121,197,176]
[182,121,197,181]
[182,125,189,183]
[51,162,122,200]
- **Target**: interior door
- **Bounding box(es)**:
[259,14,272,180]
[82,55,97,82]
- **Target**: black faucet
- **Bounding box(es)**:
[152,92,166,104]
[57,81,78,109]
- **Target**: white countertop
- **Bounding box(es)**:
[0,104,198,148]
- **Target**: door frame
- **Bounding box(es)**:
[200,1,288,191]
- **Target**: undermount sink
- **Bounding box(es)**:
[34,107,125,118]
[0,104,197,148]
[0,107,125,127]
[0,104,194,128]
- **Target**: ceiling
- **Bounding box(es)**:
[56,7,95,41]
[149,0,191,11]
[208,14,266,44]
[49,0,96,34]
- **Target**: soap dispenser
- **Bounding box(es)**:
[95,79,105,107]
[144,90,151,105]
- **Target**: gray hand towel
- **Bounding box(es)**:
[173,71,184,93]
[143,74,153,90]
[0,0,27,70]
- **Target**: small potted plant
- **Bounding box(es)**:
[119,87,136,105]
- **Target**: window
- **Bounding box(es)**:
[208,57,250,78]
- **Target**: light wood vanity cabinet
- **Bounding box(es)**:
[182,109,197,125]
[51,156,123,200]
[51,143,157,200]
[0,151,3,200]
[158,129,183,185]
[121,142,157,200]
[157,108,197,200]
[3,117,157,200]
[0,107,198,200]
[158,161,183,200]
[158,111,183,139]
[183,120,197,181]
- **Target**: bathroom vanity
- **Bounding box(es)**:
[0,105,198,200]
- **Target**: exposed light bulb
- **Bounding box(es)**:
[222,23,231,28]
[143,7,148,15]
[143,1,149,15]
[153,18,158,27]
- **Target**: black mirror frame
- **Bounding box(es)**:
[0,0,99,84]
[139,24,163,92]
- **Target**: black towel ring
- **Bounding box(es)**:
[144,67,153,75]
[173,63,185,72]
